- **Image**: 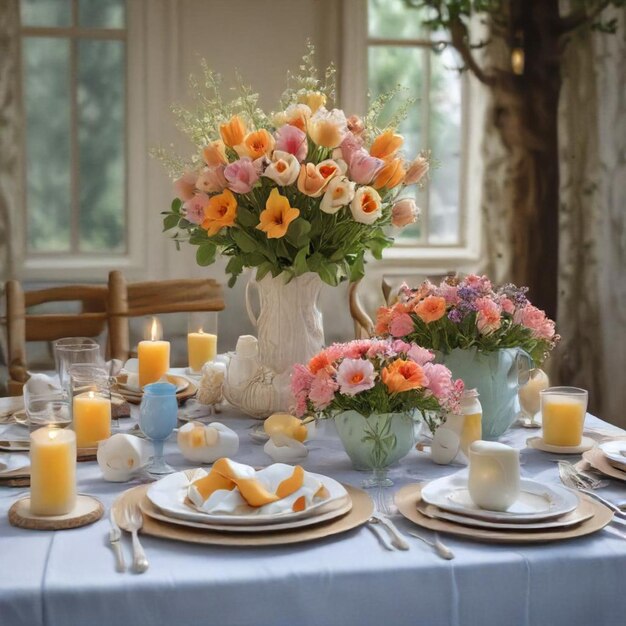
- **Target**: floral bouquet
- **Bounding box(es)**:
[291,338,463,474]
[375,274,559,365]
[158,46,429,287]
[291,338,464,419]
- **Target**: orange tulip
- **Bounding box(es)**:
[373,158,406,190]
[297,163,328,197]
[382,359,427,393]
[256,189,300,239]
[219,115,246,148]
[238,129,275,160]
[202,189,237,236]
[414,296,447,323]
[370,130,404,159]
[202,140,227,166]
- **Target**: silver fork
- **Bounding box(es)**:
[122,505,149,573]
[108,509,126,573]
[558,461,608,490]
[368,486,410,550]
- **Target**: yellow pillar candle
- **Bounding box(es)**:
[542,397,586,447]
[30,427,76,516]
[460,413,483,455]
[188,331,217,372]
[73,391,111,448]
[138,340,170,387]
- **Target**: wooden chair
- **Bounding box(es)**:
[3,280,109,395]
[107,271,225,361]
[349,272,457,339]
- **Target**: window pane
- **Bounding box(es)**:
[428,48,462,244]
[77,39,126,253]
[78,0,125,28]
[368,0,426,40]
[368,45,426,240]
[20,0,71,27]
[23,37,71,252]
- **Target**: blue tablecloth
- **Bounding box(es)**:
[2,398,626,626]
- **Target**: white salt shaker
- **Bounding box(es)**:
[468,441,520,511]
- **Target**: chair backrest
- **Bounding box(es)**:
[4,280,108,395]
[107,270,225,361]
[349,272,457,339]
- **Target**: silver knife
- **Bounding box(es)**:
[109,509,126,573]
[370,513,410,550]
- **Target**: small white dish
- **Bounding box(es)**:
[598,440,626,467]
[147,468,348,526]
[421,472,578,523]
[527,435,595,455]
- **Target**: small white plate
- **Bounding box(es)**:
[527,435,595,455]
[419,502,593,531]
[421,472,579,523]
[598,440,626,467]
[147,468,349,526]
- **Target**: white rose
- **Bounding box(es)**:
[350,186,382,225]
[262,150,301,186]
[320,176,356,214]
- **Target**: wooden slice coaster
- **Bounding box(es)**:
[77,447,98,462]
[8,494,104,530]
[0,477,30,488]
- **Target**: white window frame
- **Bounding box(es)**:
[18,0,148,281]
[340,0,484,276]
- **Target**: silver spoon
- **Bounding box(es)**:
[407,530,455,560]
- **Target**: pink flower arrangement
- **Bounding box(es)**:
[291,338,463,419]
[224,158,259,194]
[374,274,559,364]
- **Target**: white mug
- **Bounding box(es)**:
[468,441,520,511]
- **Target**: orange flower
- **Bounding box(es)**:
[256,189,300,239]
[373,158,406,190]
[308,352,333,374]
[370,130,403,159]
[237,129,275,160]
[202,140,227,166]
[297,163,328,197]
[382,359,427,393]
[201,189,237,236]
[219,115,246,148]
[414,295,447,323]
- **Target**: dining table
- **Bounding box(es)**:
[2,374,626,626]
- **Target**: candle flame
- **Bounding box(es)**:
[151,317,158,341]
[198,327,204,334]
[48,429,59,440]
[88,391,95,399]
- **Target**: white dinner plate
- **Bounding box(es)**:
[418,502,593,531]
[421,472,579,523]
[527,435,595,455]
[141,494,352,533]
[147,468,349,526]
[598,440,626,468]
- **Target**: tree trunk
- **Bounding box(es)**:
[491,0,562,319]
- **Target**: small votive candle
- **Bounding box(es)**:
[73,391,112,449]
[138,317,170,387]
[30,427,77,516]
[187,330,217,372]
[541,386,588,447]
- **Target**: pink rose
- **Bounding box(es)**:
[224,158,259,194]
[275,124,308,162]
[515,304,555,340]
[348,149,384,184]
[422,363,454,400]
[308,372,339,410]
[407,345,435,366]
[389,312,414,338]
[475,297,501,335]
[391,198,419,228]
[183,193,209,225]
[500,297,515,315]
[196,166,227,194]
[174,171,197,201]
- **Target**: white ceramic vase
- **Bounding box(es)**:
[234,271,325,415]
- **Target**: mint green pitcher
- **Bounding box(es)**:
[437,347,532,440]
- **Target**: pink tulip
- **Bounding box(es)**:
[275,124,308,162]
[183,193,209,225]
[340,132,363,165]
[224,158,259,194]
[391,198,419,228]
[174,171,197,201]
[348,149,384,185]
